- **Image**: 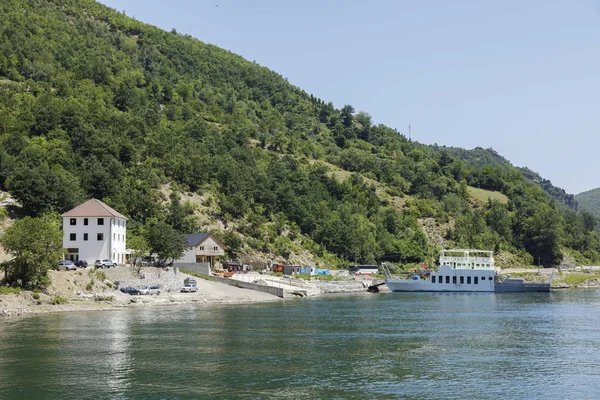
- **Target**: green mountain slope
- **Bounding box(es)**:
[433,145,578,209]
[575,188,600,220]
[0,0,599,267]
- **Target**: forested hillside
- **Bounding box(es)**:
[575,188,600,222]
[436,145,578,209]
[0,0,599,267]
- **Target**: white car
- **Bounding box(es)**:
[58,260,77,271]
[139,285,161,295]
[180,284,198,293]
[94,259,115,268]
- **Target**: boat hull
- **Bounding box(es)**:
[494,283,551,293]
[385,279,494,293]
[385,279,551,293]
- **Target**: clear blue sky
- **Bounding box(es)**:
[100,0,600,194]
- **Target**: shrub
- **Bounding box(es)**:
[86,280,94,291]
[32,293,40,300]
[94,294,114,302]
[51,296,67,305]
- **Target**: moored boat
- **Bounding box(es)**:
[382,249,551,293]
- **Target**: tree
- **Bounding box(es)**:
[145,220,186,264]
[166,188,197,233]
[340,104,355,128]
[127,232,150,274]
[0,214,63,288]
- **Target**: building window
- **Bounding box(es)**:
[453,276,457,284]
[474,277,479,284]
[445,276,450,284]
[70,233,76,241]
[84,218,88,226]
[199,246,204,251]
[214,246,218,251]
[83,233,88,241]
[481,276,486,280]
[432,276,436,283]
[467,276,472,284]
[460,276,464,284]
[97,233,104,241]
[438,276,443,283]
[98,218,104,225]
[113,233,115,241]
[70,218,76,226]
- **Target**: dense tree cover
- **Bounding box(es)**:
[575,188,600,224]
[0,214,63,288]
[437,145,578,210]
[0,0,598,268]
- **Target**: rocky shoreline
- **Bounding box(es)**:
[2,268,600,318]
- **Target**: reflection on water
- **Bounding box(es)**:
[1,290,600,399]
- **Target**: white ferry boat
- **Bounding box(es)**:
[382,249,551,293]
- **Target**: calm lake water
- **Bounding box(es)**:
[1,290,600,399]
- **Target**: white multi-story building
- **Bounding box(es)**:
[62,199,128,265]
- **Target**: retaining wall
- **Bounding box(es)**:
[175,262,210,276]
[214,276,286,298]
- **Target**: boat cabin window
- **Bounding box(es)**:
[474,277,479,284]
[453,276,457,284]
[432,276,436,283]
[460,276,464,284]
[467,276,472,284]
[445,276,450,284]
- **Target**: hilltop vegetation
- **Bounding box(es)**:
[0,0,599,268]
[436,145,578,209]
[575,188,600,223]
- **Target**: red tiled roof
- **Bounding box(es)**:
[62,199,128,219]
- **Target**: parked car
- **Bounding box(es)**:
[94,259,115,268]
[74,260,88,268]
[58,260,77,271]
[122,287,142,295]
[180,284,198,293]
[119,286,134,294]
[184,277,197,285]
[139,285,161,295]
[158,260,173,268]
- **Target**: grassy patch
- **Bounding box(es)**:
[561,273,600,286]
[180,270,217,281]
[509,272,540,279]
[0,286,22,295]
[468,186,508,204]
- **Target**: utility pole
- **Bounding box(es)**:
[409,123,411,140]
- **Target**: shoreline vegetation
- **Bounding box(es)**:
[1,266,600,317]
